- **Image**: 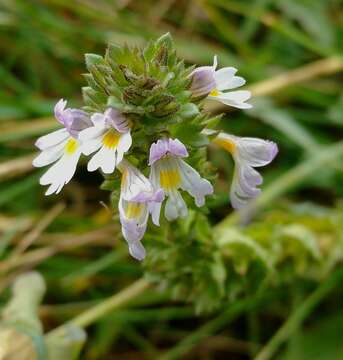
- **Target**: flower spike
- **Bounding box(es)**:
[33,34,278,263]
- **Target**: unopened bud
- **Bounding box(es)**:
[123,86,145,105]
[153,97,180,117]
[155,45,168,66]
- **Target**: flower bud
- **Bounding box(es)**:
[123,86,145,105]
[153,96,180,117]
[189,66,216,98]
[155,45,168,66]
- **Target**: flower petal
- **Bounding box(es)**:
[214,67,238,90]
[79,126,105,143]
[164,190,188,221]
[230,164,262,209]
[81,137,102,156]
[32,143,65,168]
[35,128,69,151]
[235,137,278,167]
[168,138,188,158]
[149,138,188,165]
[210,90,252,109]
[149,201,162,226]
[116,132,132,162]
[87,146,117,174]
[39,149,81,195]
[189,66,216,98]
[128,242,146,261]
[54,99,67,125]
[149,139,170,165]
[212,55,218,70]
[178,159,214,207]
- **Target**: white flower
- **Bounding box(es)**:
[32,99,91,195]
[79,108,132,174]
[214,132,278,209]
[118,160,164,260]
[190,55,252,109]
[149,138,213,222]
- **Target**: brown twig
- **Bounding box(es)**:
[0,154,36,181]
[0,226,117,275]
[10,203,66,258]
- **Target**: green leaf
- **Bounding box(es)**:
[85,53,104,69]
[216,228,273,274]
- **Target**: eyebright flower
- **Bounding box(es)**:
[79,108,132,174]
[214,132,278,209]
[149,138,214,222]
[190,55,252,109]
[32,99,92,195]
[118,160,164,260]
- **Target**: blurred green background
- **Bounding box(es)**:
[0,0,343,359]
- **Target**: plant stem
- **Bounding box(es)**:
[249,56,343,97]
[254,269,343,360]
[46,278,150,338]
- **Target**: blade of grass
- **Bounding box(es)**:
[11,202,65,257]
[159,290,277,360]
[208,0,333,56]
[0,117,57,143]
[62,248,127,285]
[0,172,40,207]
[0,154,36,181]
[46,278,151,338]
[254,268,343,360]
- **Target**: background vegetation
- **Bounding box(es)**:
[0,0,342,359]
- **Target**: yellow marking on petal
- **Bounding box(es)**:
[125,202,142,219]
[214,138,236,154]
[209,88,220,97]
[102,130,120,149]
[121,168,128,190]
[64,138,79,155]
[160,169,181,190]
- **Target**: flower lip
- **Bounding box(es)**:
[270,142,279,161]
[148,138,188,165]
[91,108,130,134]
[189,55,218,98]
[189,67,216,98]
[119,159,165,204]
[130,188,165,203]
[54,99,91,138]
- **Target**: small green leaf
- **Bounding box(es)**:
[85,53,104,69]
